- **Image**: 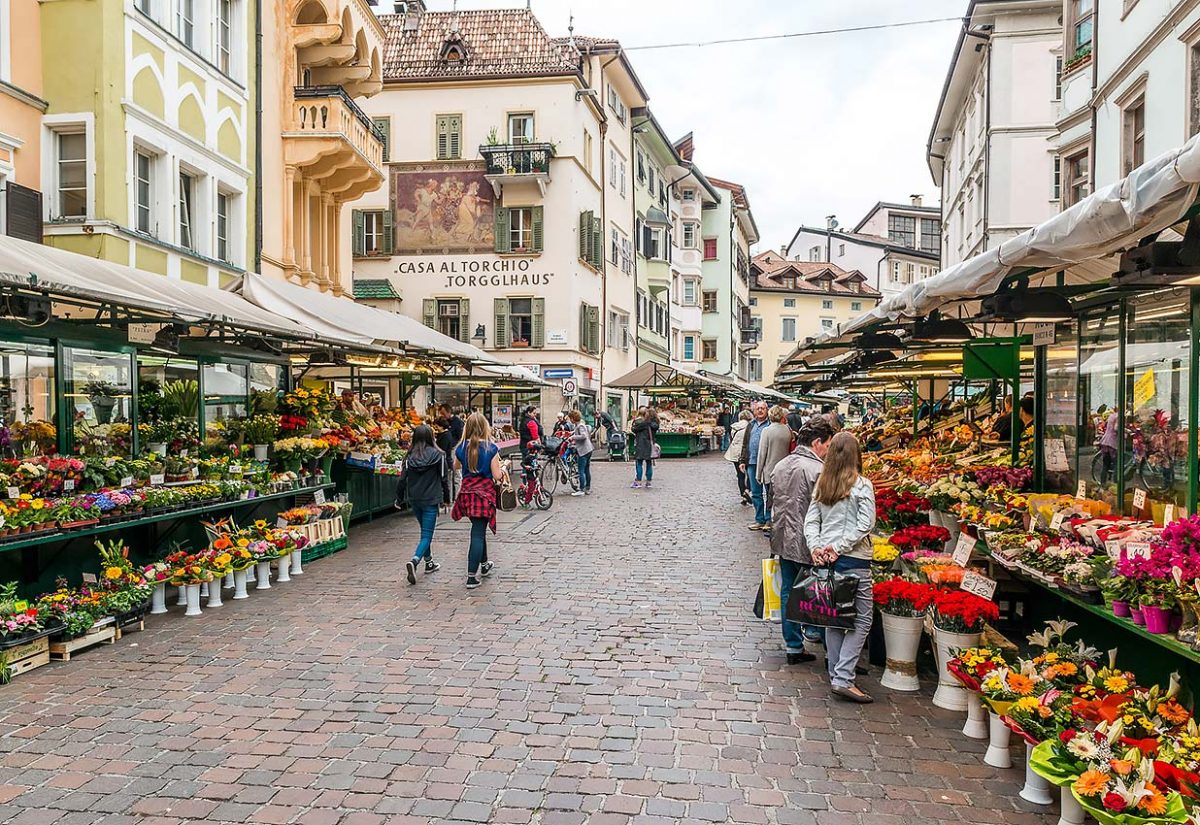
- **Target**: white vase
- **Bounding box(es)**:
[254,444,269,462]
[206,579,223,608]
[291,550,304,576]
[176,584,188,606]
[150,582,168,615]
[880,612,923,692]
[148,442,166,455]
[1020,741,1053,805]
[184,583,202,617]
[232,568,249,600]
[275,553,291,583]
[962,691,988,739]
[255,561,271,590]
[1057,785,1085,825]
[246,564,257,584]
[984,711,1013,768]
[224,572,234,590]
[932,626,980,711]
[200,582,209,598]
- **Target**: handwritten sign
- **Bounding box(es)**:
[1045,438,1069,472]
[180,449,188,458]
[81,573,97,584]
[229,464,243,476]
[1164,504,1176,525]
[63,479,75,492]
[1050,512,1066,531]
[1033,323,1056,346]
[952,533,976,567]
[1126,542,1152,559]
[961,571,998,601]
[1133,368,1156,411]
[1105,540,1122,559]
[314,489,326,505]
[150,474,165,485]
[5,487,17,499]
[1076,481,1088,499]
[276,517,288,529]
[119,477,133,488]
[1133,488,1147,510]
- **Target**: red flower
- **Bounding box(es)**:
[1060,729,1077,743]
[1102,792,1127,812]
[873,577,937,613]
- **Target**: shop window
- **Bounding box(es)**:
[203,362,249,445]
[702,290,718,313]
[1043,319,1079,495]
[1080,309,1121,505]
[0,342,56,454]
[701,338,718,361]
[435,114,462,160]
[136,354,199,452]
[65,347,134,457]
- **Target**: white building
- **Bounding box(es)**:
[927,0,1062,269]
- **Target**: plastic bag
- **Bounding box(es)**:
[785,567,860,630]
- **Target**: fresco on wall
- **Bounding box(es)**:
[391,165,495,254]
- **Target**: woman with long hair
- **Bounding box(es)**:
[450,412,510,589]
[803,431,877,703]
[395,424,450,585]
[567,409,594,495]
[631,407,659,488]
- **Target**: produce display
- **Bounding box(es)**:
[653,403,723,436]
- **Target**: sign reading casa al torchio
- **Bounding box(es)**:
[395,258,557,290]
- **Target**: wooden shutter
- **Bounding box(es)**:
[372,117,390,162]
[494,298,509,348]
[5,183,42,243]
[422,298,437,329]
[579,304,589,353]
[381,210,394,255]
[436,114,461,160]
[449,115,462,159]
[531,297,545,348]
[591,217,602,268]
[579,211,591,262]
[531,206,544,252]
[351,210,366,257]
[587,305,600,355]
[493,207,510,253]
[457,298,470,343]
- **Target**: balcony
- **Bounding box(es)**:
[741,328,760,347]
[480,143,556,197]
[284,85,384,201]
[292,0,384,96]
[644,258,670,295]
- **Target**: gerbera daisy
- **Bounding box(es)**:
[1138,787,1168,816]
[1104,676,1130,693]
[1008,673,1036,696]
[1067,738,1100,759]
[1158,700,1190,725]
[1073,770,1110,797]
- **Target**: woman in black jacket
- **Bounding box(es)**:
[630,407,659,489]
[397,425,451,585]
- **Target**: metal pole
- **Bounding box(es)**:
[1190,288,1199,515]
[1117,299,1128,513]
[1034,343,1047,488]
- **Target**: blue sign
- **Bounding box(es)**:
[542,368,574,379]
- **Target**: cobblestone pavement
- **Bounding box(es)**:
[0,456,1056,825]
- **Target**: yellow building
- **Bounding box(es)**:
[258,0,385,295]
[0,0,45,242]
[748,250,880,386]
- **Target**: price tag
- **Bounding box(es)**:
[63,479,75,492]
[120,476,133,488]
[191,467,200,478]
[180,449,188,458]
[961,571,998,601]
[314,489,326,505]
[229,464,243,476]
[81,573,97,584]
[1127,542,1152,559]
[5,487,18,499]
[1076,481,1087,499]
[1105,540,1122,559]
[275,516,288,529]
[1164,504,1176,525]
[952,533,975,567]
[1133,488,1147,510]
[150,474,165,485]
[1050,512,1066,531]
[1173,566,1185,586]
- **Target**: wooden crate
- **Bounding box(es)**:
[2,636,50,679]
[50,624,116,661]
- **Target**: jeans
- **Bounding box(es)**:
[411,505,438,562]
[778,559,810,653]
[824,557,874,689]
[577,452,593,491]
[721,433,730,452]
[635,459,654,482]
[747,466,768,525]
[468,516,489,576]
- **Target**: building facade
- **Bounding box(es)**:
[40,0,257,287]
[700,172,759,381]
[0,0,46,244]
[748,251,880,386]
[927,0,1062,269]
[632,111,680,368]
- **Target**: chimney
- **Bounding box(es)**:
[779,244,787,256]
[910,194,923,207]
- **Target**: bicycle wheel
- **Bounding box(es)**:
[565,461,581,492]
[1137,455,1175,496]
[535,488,553,510]
[540,460,559,495]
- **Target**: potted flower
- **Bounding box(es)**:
[242,416,280,462]
[166,553,212,618]
[0,582,45,648]
[930,589,1000,711]
[36,585,101,641]
[95,539,152,624]
[872,577,935,692]
[83,380,120,424]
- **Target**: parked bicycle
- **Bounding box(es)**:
[538,434,580,495]
[516,445,553,510]
[1089,419,1180,495]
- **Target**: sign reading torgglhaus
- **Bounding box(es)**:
[396,257,556,290]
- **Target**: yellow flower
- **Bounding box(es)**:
[104,567,123,580]
[237,538,250,548]
[30,499,43,510]
[214,553,232,567]
[1014,696,1040,713]
[1104,675,1130,693]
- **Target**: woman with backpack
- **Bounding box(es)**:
[803,430,877,704]
[630,407,659,489]
[450,412,510,590]
[395,424,451,585]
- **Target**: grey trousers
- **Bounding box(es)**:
[824,571,874,689]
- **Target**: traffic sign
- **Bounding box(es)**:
[562,378,578,396]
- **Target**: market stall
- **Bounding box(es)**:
[607,363,731,456]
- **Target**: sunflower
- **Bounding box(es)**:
[1104,675,1130,693]
[1139,787,1168,815]
[1073,770,1110,797]
[1008,673,1037,696]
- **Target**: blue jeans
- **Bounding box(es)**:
[577,452,593,490]
[778,559,810,653]
[747,466,768,525]
[635,459,654,482]
[468,516,489,576]
[411,505,438,562]
[720,433,730,452]
[824,556,874,689]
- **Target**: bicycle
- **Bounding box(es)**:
[516,447,553,510]
[1089,421,1179,495]
[539,438,580,495]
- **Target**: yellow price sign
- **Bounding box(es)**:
[1133,368,1156,411]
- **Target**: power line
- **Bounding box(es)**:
[623,16,965,52]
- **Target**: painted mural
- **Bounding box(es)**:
[391,165,495,254]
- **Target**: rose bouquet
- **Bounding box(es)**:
[875,488,931,531]
[872,577,936,617]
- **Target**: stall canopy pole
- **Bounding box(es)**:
[1190,288,1200,516]
[1117,300,1128,512]
[1034,344,1047,490]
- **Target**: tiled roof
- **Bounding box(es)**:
[750,251,880,297]
[381,10,582,81]
[708,177,749,210]
[353,279,402,300]
[550,34,619,50]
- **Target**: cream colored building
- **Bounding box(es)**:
[0,0,45,242]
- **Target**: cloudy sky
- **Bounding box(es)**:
[438,0,968,250]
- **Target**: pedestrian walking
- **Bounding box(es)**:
[518,406,540,482]
[756,405,793,531]
[630,407,659,488]
[724,410,753,505]
[568,409,594,496]
[395,424,450,585]
[768,417,835,663]
[803,431,877,704]
[738,400,771,530]
[450,412,510,590]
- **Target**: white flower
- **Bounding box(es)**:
[1066,737,1099,759]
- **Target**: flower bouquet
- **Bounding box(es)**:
[891,524,952,555]
[875,488,931,531]
[931,589,1000,634]
[0,582,43,645]
[95,539,153,620]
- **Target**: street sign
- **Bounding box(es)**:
[562,378,578,397]
[543,368,574,379]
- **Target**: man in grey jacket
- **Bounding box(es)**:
[768,417,835,664]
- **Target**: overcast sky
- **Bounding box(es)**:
[437,0,968,250]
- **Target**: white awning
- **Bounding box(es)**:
[241,273,503,365]
[476,364,548,386]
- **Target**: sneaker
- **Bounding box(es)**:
[466,577,481,590]
[786,651,817,665]
[645,481,652,489]
[425,560,440,574]
[480,561,494,578]
[405,560,417,585]
[631,482,641,489]
[748,523,764,531]
[571,490,585,497]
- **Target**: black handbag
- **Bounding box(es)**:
[785,567,860,630]
[752,582,765,620]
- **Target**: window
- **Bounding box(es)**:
[509,298,533,346]
[783,298,796,308]
[701,339,718,361]
[133,150,153,234]
[1190,41,1200,137]
[177,0,194,47]
[890,261,902,283]
[888,214,917,247]
[837,243,845,257]
[682,279,697,306]
[582,129,593,174]
[495,297,545,347]
[821,299,833,310]
[682,335,696,361]
[579,210,602,268]
[435,114,462,160]
[363,210,385,255]
[216,191,230,262]
[682,189,695,201]
[920,219,941,255]
[781,318,796,342]
[137,0,153,14]
[178,171,195,250]
[436,299,464,341]
[607,309,629,350]
[373,117,391,162]
[1123,95,1145,175]
[509,207,533,251]
[55,132,87,219]
[1070,0,1094,56]
[749,296,757,307]
[607,85,627,124]
[494,206,543,253]
[1052,156,1062,200]
[748,357,762,382]
[1054,55,1063,100]
[851,301,862,312]
[217,0,233,74]
[702,290,718,313]
[1065,149,1090,207]
[703,237,718,260]
[821,319,834,330]
[508,112,534,145]
[353,209,393,257]
[682,222,698,249]
[809,245,821,261]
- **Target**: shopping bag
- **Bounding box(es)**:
[785,567,859,630]
[759,558,782,622]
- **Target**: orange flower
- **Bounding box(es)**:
[1073,770,1110,797]
[1007,673,1036,696]
[1139,786,1168,815]
[213,536,232,550]
[1157,699,1190,725]
[1108,759,1135,776]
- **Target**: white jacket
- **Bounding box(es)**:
[724,420,748,462]
[803,476,876,560]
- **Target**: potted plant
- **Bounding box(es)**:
[242,416,280,462]
[930,589,1000,711]
[144,419,177,455]
[872,577,935,692]
[83,381,120,424]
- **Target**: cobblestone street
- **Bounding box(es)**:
[0,456,1053,825]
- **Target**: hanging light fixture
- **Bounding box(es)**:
[855,331,905,350]
[981,290,1073,322]
[912,315,973,343]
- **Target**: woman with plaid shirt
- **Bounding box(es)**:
[451,412,511,589]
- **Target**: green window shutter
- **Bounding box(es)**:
[436,116,447,160]
[494,297,509,348]
[531,297,545,348]
[381,210,394,255]
[591,217,603,268]
[531,206,544,252]
[457,298,471,343]
[422,298,437,329]
[373,117,390,162]
[494,207,511,253]
[437,114,462,160]
[579,211,590,262]
[579,303,589,353]
[587,305,600,354]
[449,115,462,159]
[352,210,365,257]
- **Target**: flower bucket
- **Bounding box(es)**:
[1143,605,1172,634]
[1111,599,1131,618]
[253,444,269,462]
[232,568,249,600]
[984,711,1012,768]
[879,612,922,692]
[255,561,272,590]
[1131,607,1145,626]
[290,551,304,576]
[320,454,334,477]
[932,626,980,711]
[1019,741,1053,805]
[184,583,202,618]
[148,442,167,455]
[962,692,988,739]
[1057,785,1085,825]
[206,580,224,609]
[150,582,168,615]
[275,553,292,583]
[176,585,188,606]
